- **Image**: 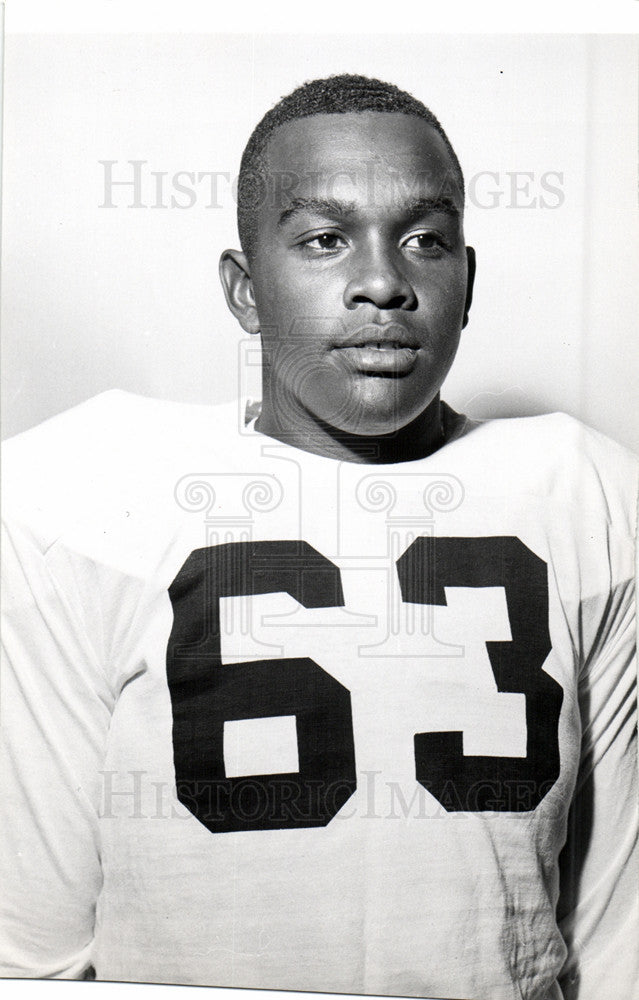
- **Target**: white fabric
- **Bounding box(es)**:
[1,390,637,1000]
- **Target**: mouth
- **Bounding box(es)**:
[339,339,417,350]
[331,326,420,374]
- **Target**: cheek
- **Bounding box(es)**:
[422,328,462,384]
[257,287,317,340]
[257,260,342,320]
[261,315,339,370]
[418,269,468,336]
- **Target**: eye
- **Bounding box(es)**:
[300,232,348,253]
[402,231,448,253]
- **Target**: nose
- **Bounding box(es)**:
[343,245,417,311]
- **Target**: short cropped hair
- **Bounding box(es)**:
[237,73,465,258]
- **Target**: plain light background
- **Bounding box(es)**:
[2,32,638,452]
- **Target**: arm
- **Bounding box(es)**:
[558,571,638,1000]
[0,516,114,978]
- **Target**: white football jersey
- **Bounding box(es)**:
[1,391,637,1000]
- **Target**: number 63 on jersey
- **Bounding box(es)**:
[166,536,563,834]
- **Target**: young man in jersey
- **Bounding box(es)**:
[1,75,637,1000]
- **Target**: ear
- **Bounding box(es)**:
[462,246,476,329]
[219,249,260,335]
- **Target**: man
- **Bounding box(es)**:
[1,74,637,1000]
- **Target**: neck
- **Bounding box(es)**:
[255,397,445,464]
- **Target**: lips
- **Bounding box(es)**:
[331,325,420,374]
[342,340,414,350]
[334,323,418,349]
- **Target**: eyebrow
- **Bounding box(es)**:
[277,197,356,228]
[276,194,461,229]
[403,197,460,220]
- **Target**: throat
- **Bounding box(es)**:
[255,399,446,464]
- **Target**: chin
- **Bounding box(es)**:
[324,405,428,439]
[346,419,413,438]
[313,382,425,433]
[348,396,434,438]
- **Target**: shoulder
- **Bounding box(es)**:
[2,391,243,541]
[451,411,638,534]
[3,390,240,458]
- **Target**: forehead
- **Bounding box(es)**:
[261,111,462,210]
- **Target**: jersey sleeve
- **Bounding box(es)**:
[557,527,639,998]
[0,511,115,978]
[0,392,195,980]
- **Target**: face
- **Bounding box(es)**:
[222,111,474,454]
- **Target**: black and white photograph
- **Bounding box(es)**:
[1,3,638,1000]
